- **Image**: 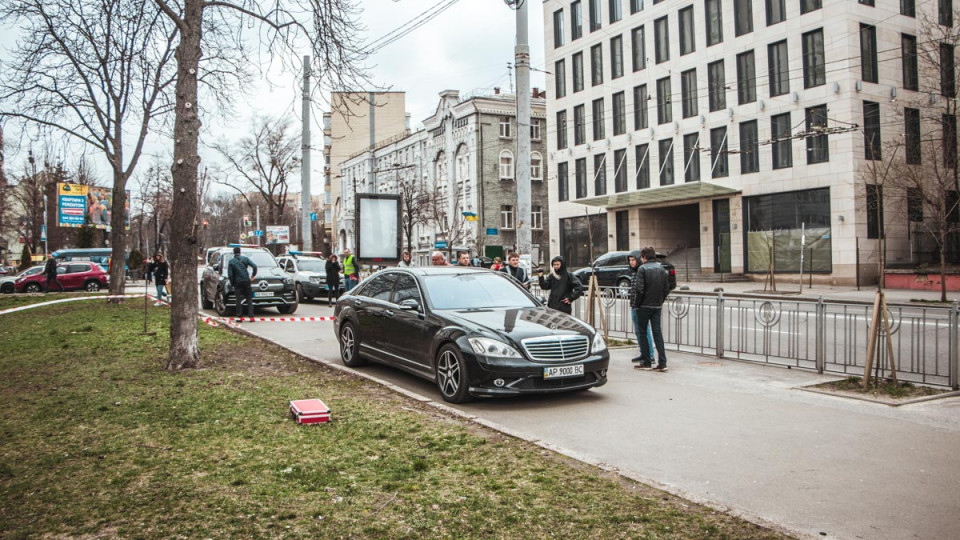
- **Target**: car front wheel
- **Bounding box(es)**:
[200,284,213,309]
[85,280,101,292]
[435,344,473,404]
[24,283,42,293]
[214,289,230,317]
[338,322,367,367]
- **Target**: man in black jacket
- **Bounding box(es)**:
[537,255,582,315]
[227,247,257,322]
[500,252,529,290]
[43,255,63,292]
[631,246,671,372]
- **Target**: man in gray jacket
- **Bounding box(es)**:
[631,246,671,372]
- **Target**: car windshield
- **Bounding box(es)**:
[297,260,326,273]
[422,272,536,310]
[222,252,278,269]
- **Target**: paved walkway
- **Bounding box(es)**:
[678,278,960,305]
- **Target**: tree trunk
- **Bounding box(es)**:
[166,1,203,370]
[108,172,128,296]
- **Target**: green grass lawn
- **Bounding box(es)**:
[0,300,787,539]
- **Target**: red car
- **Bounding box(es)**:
[15,262,109,293]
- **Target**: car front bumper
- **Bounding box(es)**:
[300,281,343,296]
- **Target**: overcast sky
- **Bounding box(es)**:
[1,0,545,196]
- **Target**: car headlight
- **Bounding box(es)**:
[591,332,607,353]
[467,337,523,359]
[309,276,322,283]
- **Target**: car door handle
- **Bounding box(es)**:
[384,310,395,317]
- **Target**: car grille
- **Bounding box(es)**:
[514,372,599,390]
[521,335,590,362]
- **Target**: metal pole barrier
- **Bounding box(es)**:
[716,291,725,358]
[950,300,959,390]
[816,294,825,374]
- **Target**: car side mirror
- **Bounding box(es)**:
[398,298,421,311]
[213,264,221,273]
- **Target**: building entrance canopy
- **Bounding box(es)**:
[574,182,740,209]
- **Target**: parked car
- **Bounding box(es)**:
[200,246,297,316]
[14,262,108,293]
[571,251,677,293]
[0,265,45,293]
[334,267,610,403]
[276,253,343,302]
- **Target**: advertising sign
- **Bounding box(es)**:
[265,226,290,244]
[57,183,130,230]
[355,194,401,264]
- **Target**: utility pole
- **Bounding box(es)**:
[514,0,532,263]
[256,206,261,247]
[301,55,313,251]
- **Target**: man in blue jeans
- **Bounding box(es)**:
[631,246,671,372]
[627,250,655,362]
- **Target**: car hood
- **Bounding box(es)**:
[297,271,326,279]
[0,275,19,285]
[436,306,596,343]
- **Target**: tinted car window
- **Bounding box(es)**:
[285,260,295,272]
[393,274,421,305]
[297,260,326,273]
[221,251,278,269]
[358,273,397,302]
[609,254,628,266]
[66,264,89,274]
[423,272,536,310]
[593,253,615,266]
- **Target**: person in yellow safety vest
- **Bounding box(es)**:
[342,248,358,292]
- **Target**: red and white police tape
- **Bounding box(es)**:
[0,294,144,315]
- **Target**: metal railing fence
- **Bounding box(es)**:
[530,285,959,389]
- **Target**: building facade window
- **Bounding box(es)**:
[943,114,957,168]
[613,91,626,135]
[683,133,700,182]
[802,29,825,88]
[531,152,543,180]
[557,110,568,149]
[905,107,921,164]
[866,185,883,239]
[681,69,698,118]
[771,112,792,169]
[631,0,644,14]
[708,60,726,112]
[710,127,728,178]
[735,0,753,36]
[591,44,604,86]
[609,0,622,22]
[864,101,881,160]
[766,0,785,25]
[531,118,542,140]
[744,188,832,272]
[861,24,878,83]
[801,0,821,13]
[572,1,583,40]
[501,205,515,230]
[532,206,543,229]
[589,0,602,31]
[499,117,512,138]
[555,59,567,98]
[860,0,875,6]
[941,0,953,27]
[573,52,584,92]
[805,105,829,164]
[740,120,759,173]
[594,153,607,195]
[902,35,918,91]
[558,161,569,201]
[908,188,923,222]
[679,6,696,55]
[611,35,624,79]
[574,104,586,145]
[768,40,790,96]
[575,158,587,198]
[657,76,672,124]
[499,150,514,180]
[614,148,628,192]
[942,42,956,97]
[737,51,757,104]
[592,98,606,140]
[655,16,670,63]
[901,0,915,16]
[658,138,674,185]
[706,0,723,46]
[631,26,646,72]
[635,144,650,188]
[634,84,649,129]
[553,9,565,48]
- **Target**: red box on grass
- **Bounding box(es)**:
[289,399,331,424]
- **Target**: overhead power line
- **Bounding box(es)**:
[365,0,464,55]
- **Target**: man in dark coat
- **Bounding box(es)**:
[325,254,342,306]
[628,250,655,363]
[500,251,529,289]
[537,255,582,314]
[227,246,257,322]
[144,253,170,304]
[44,255,63,292]
[631,246,671,372]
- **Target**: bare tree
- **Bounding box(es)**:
[427,175,473,259]
[396,171,429,256]
[212,116,299,227]
[0,0,178,295]
[153,0,369,368]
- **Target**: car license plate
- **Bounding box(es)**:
[253,292,273,298]
[543,364,584,379]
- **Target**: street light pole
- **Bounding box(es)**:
[513,0,532,263]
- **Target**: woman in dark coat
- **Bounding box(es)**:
[325,254,342,306]
[537,255,583,314]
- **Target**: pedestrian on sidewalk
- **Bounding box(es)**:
[501,251,530,290]
[397,251,415,268]
[43,255,63,293]
[627,250,655,364]
[325,254,342,306]
[632,246,671,372]
[537,255,582,315]
[228,246,257,323]
[145,253,170,305]
[341,248,358,292]
[431,251,451,266]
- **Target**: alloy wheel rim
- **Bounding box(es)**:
[437,351,460,396]
[215,291,225,313]
[341,326,354,362]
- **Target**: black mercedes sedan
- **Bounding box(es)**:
[334,267,609,403]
